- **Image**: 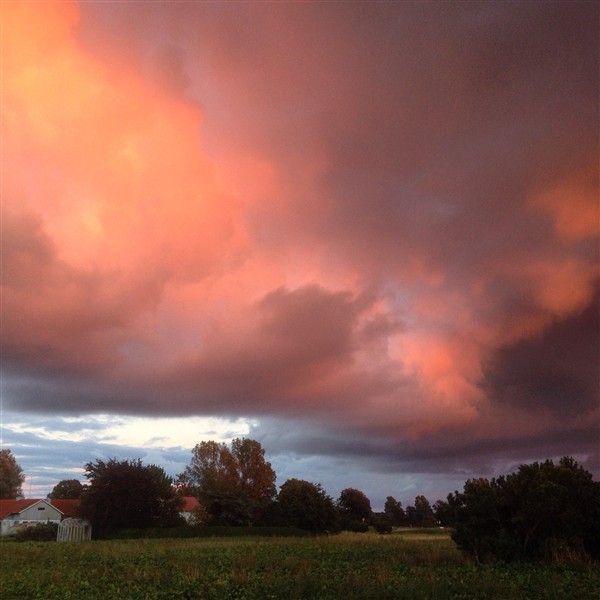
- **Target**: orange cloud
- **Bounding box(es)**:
[530,165,599,243]
[3,1,242,282]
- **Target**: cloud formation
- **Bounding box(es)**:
[2,1,598,497]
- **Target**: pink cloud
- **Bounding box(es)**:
[3,1,598,476]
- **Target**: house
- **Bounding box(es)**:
[180,496,201,522]
[1,496,201,535]
[0,499,64,536]
[49,498,80,519]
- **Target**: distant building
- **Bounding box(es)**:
[1,495,200,535]
[180,496,201,522]
[0,499,64,536]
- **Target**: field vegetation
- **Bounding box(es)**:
[2,530,598,600]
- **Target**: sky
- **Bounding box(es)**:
[1,1,598,510]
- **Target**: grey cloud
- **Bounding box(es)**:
[482,287,600,417]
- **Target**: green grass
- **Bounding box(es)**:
[1,531,598,599]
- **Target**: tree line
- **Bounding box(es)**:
[1,443,598,562]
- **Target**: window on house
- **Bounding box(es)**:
[37,507,45,511]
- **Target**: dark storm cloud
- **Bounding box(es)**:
[482,287,599,417]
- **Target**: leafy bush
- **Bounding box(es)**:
[80,458,183,537]
[15,523,58,542]
[105,525,315,539]
[450,457,600,563]
[277,479,340,532]
[344,520,369,533]
[370,513,393,533]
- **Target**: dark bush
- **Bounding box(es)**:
[344,520,369,533]
[105,525,316,539]
[450,457,600,563]
[15,523,58,542]
[277,479,340,532]
[371,513,393,533]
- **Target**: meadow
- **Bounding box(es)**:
[1,530,598,599]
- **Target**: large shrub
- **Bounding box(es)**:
[80,458,183,537]
[450,457,600,562]
[15,523,58,542]
[277,479,339,532]
[336,488,372,530]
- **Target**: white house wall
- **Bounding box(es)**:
[16,501,62,522]
[0,500,63,537]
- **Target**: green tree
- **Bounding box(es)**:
[277,479,339,532]
[414,495,436,527]
[433,498,457,527]
[48,479,85,499]
[79,458,183,536]
[384,495,405,526]
[451,457,600,562]
[370,512,394,533]
[178,438,276,525]
[406,495,436,527]
[449,478,504,561]
[0,449,25,499]
[337,487,372,530]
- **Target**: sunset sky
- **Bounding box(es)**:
[1,1,598,509]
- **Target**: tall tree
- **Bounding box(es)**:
[80,458,183,536]
[277,479,339,532]
[413,495,436,527]
[48,479,85,499]
[384,496,405,526]
[433,498,456,527]
[0,449,25,499]
[337,487,372,529]
[178,438,276,525]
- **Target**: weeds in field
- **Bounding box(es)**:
[1,531,598,599]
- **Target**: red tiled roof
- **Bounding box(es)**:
[3,496,194,519]
[0,498,82,519]
[0,499,42,519]
[49,499,80,518]
[181,496,200,512]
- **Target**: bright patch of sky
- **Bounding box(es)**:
[2,414,255,449]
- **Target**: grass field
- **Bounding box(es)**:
[1,530,598,599]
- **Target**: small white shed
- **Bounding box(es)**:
[57,518,92,542]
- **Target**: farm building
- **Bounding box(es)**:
[1,495,200,535]
[0,499,64,536]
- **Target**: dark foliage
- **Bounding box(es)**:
[105,525,315,539]
[337,487,372,530]
[344,520,369,533]
[277,478,339,532]
[15,523,58,542]
[384,496,405,526]
[371,512,394,533]
[451,457,600,562]
[80,458,183,537]
[0,449,25,499]
[433,498,458,527]
[48,479,85,499]
[406,495,437,527]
